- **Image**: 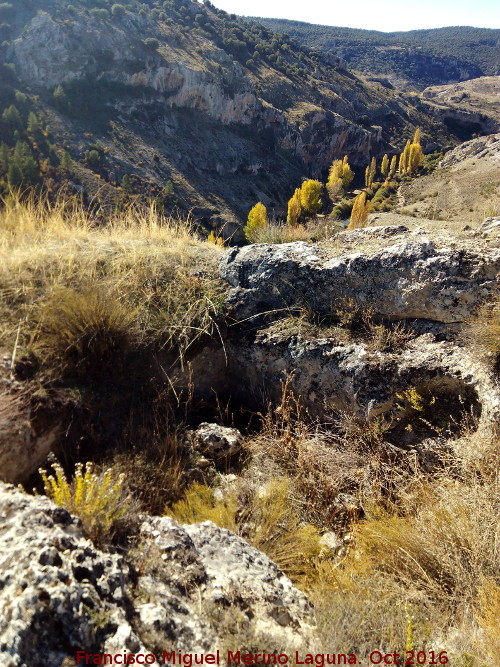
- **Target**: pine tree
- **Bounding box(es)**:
[121,174,132,193]
[381,154,389,178]
[162,179,174,199]
[52,85,67,111]
[27,111,39,134]
[60,151,72,170]
[0,142,9,172]
[7,161,22,187]
[2,104,22,130]
[299,179,322,215]
[348,191,371,229]
[12,141,38,183]
[287,188,302,226]
[244,202,268,242]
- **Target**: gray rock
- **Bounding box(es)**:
[221,240,499,325]
[224,332,500,438]
[0,485,315,666]
[193,422,244,463]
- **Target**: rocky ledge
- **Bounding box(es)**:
[217,225,500,439]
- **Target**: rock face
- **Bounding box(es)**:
[221,238,499,325]
[0,484,314,667]
[439,133,500,168]
[3,3,458,226]
[216,229,500,439]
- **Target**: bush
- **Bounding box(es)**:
[39,461,131,544]
[35,286,141,383]
[111,3,126,17]
[143,37,160,50]
[89,8,110,21]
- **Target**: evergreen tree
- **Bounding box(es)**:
[60,151,72,170]
[121,174,132,193]
[287,188,302,226]
[2,104,22,130]
[12,141,38,183]
[27,111,39,134]
[162,179,174,199]
[0,142,9,172]
[244,202,268,242]
[348,191,371,229]
[7,160,22,187]
[299,179,322,215]
[52,85,68,111]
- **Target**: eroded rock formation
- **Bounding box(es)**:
[0,484,314,666]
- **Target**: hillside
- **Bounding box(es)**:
[391,133,500,222]
[250,19,500,90]
[0,0,487,235]
[423,75,500,125]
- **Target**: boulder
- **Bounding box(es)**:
[0,484,315,666]
[192,422,244,464]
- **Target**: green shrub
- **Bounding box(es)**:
[143,37,160,50]
[111,3,126,17]
[89,8,110,21]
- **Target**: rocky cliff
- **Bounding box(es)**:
[0,0,469,229]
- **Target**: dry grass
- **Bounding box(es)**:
[166,477,326,586]
[250,217,339,244]
[238,378,500,663]
[466,297,500,373]
[0,193,225,367]
[309,432,500,663]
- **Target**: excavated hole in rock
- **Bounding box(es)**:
[384,376,481,448]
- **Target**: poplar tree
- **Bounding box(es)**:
[327,155,354,202]
[287,188,302,226]
[244,202,268,242]
[381,154,389,178]
[399,140,411,174]
[348,192,371,229]
[365,156,377,188]
[299,179,322,215]
[389,155,397,179]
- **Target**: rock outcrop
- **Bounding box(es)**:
[221,237,499,325]
[217,229,500,439]
[0,484,314,666]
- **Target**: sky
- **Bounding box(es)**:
[211,0,500,32]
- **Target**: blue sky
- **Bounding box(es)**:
[211,0,500,32]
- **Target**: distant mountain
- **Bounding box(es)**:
[0,1,492,232]
[249,20,500,90]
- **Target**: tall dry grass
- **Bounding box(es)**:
[0,193,225,365]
